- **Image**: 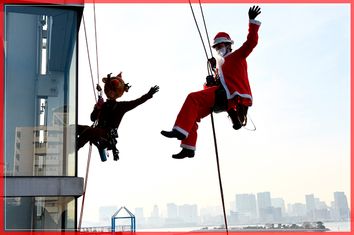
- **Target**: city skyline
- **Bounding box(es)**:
[90,190,349,227]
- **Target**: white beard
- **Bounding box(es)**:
[216,55,225,67]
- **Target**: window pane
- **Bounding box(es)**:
[5,6,78,176]
[5,196,76,231]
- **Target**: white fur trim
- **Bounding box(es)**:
[230,91,253,101]
[180,144,196,151]
[250,19,261,25]
[218,66,231,98]
[173,126,189,137]
[213,37,234,47]
[218,65,253,102]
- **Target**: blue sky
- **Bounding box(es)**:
[77,4,350,224]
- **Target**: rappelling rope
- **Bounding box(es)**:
[188,1,213,76]
[93,3,100,86]
[188,1,229,233]
[82,15,97,103]
[198,2,216,76]
[78,143,93,230]
[78,2,101,231]
[198,2,213,58]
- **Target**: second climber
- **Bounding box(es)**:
[77,72,159,161]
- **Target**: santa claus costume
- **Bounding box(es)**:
[161,11,261,159]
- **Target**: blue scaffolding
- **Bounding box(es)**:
[111,206,136,232]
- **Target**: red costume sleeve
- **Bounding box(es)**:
[237,20,261,58]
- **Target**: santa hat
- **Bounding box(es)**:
[212,32,234,48]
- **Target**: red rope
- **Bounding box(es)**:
[78,143,93,230]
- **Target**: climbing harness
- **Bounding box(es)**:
[188,0,229,233]
[213,86,228,113]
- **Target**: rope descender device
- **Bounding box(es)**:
[96,83,102,98]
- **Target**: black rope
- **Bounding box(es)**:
[210,113,229,234]
[188,1,229,234]
[82,15,97,102]
[198,0,213,58]
[79,3,101,230]
[188,0,210,75]
[93,2,100,85]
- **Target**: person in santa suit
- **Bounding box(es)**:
[77,72,159,161]
[161,5,261,159]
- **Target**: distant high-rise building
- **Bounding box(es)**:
[148,205,162,227]
[151,205,159,218]
[305,194,316,210]
[235,194,257,219]
[333,192,350,220]
[271,198,286,214]
[257,192,272,220]
[257,192,271,209]
[305,194,316,219]
[166,203,178,219]
[135,207,145,228]
[165,203,182,226]
[135,207,144,219]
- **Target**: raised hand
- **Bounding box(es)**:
[248,5,261,20]
[147,85,160,98]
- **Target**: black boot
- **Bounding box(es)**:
[227,109,242,130]
[161,129,186,140]
[172,148,195,159]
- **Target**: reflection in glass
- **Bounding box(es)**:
[5,197,75,230]
[4,5,81,231]
[5,6,78,177]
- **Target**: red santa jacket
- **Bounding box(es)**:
[217,19,261,107]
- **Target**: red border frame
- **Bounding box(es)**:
[0,1,352,235]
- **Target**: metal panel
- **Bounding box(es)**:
[5,176,84,197]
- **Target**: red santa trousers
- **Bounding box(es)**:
[173,86,219,150]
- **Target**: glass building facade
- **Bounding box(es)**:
[4,5,83,231]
